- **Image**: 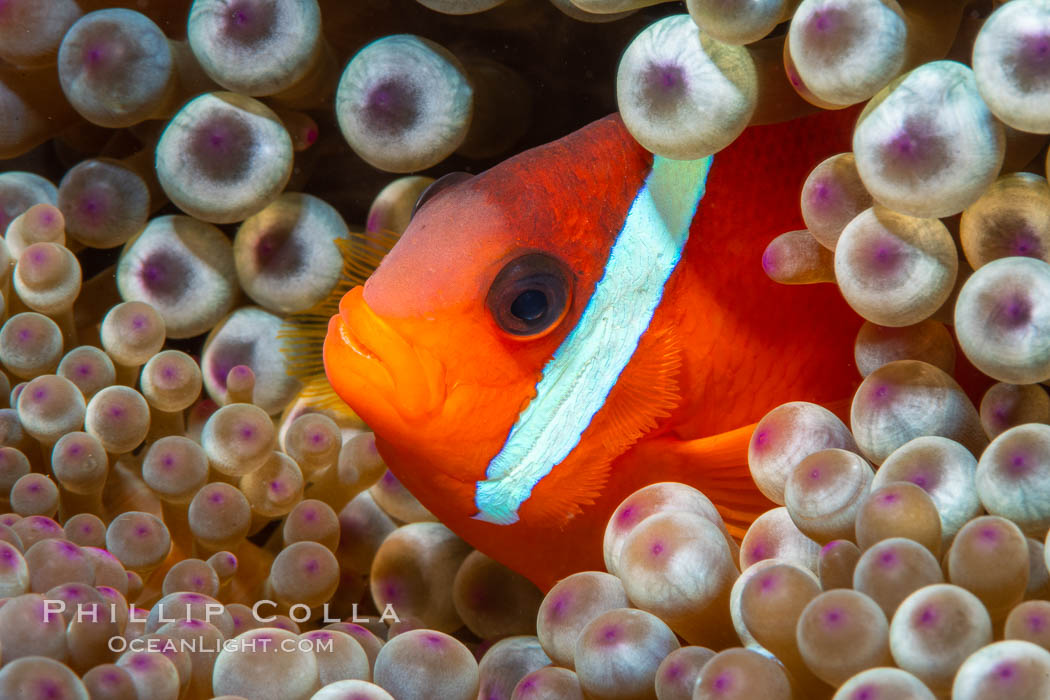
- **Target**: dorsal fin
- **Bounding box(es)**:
[278,229,400,411]
[519,322,684,528]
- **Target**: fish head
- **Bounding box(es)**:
[324,115,652,520]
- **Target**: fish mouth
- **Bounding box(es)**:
[324,286,446,425]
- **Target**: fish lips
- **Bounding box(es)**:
[324,286,447,427]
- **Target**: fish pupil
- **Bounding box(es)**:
[511,289,548,322]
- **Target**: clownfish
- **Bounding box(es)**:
[306,108,864,590]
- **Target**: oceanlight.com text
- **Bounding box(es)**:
[108,634,336,654]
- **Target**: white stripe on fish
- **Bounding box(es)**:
[473,154,714,525]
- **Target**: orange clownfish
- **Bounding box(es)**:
[319,108,862,590]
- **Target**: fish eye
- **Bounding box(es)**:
[487,253,572,339]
